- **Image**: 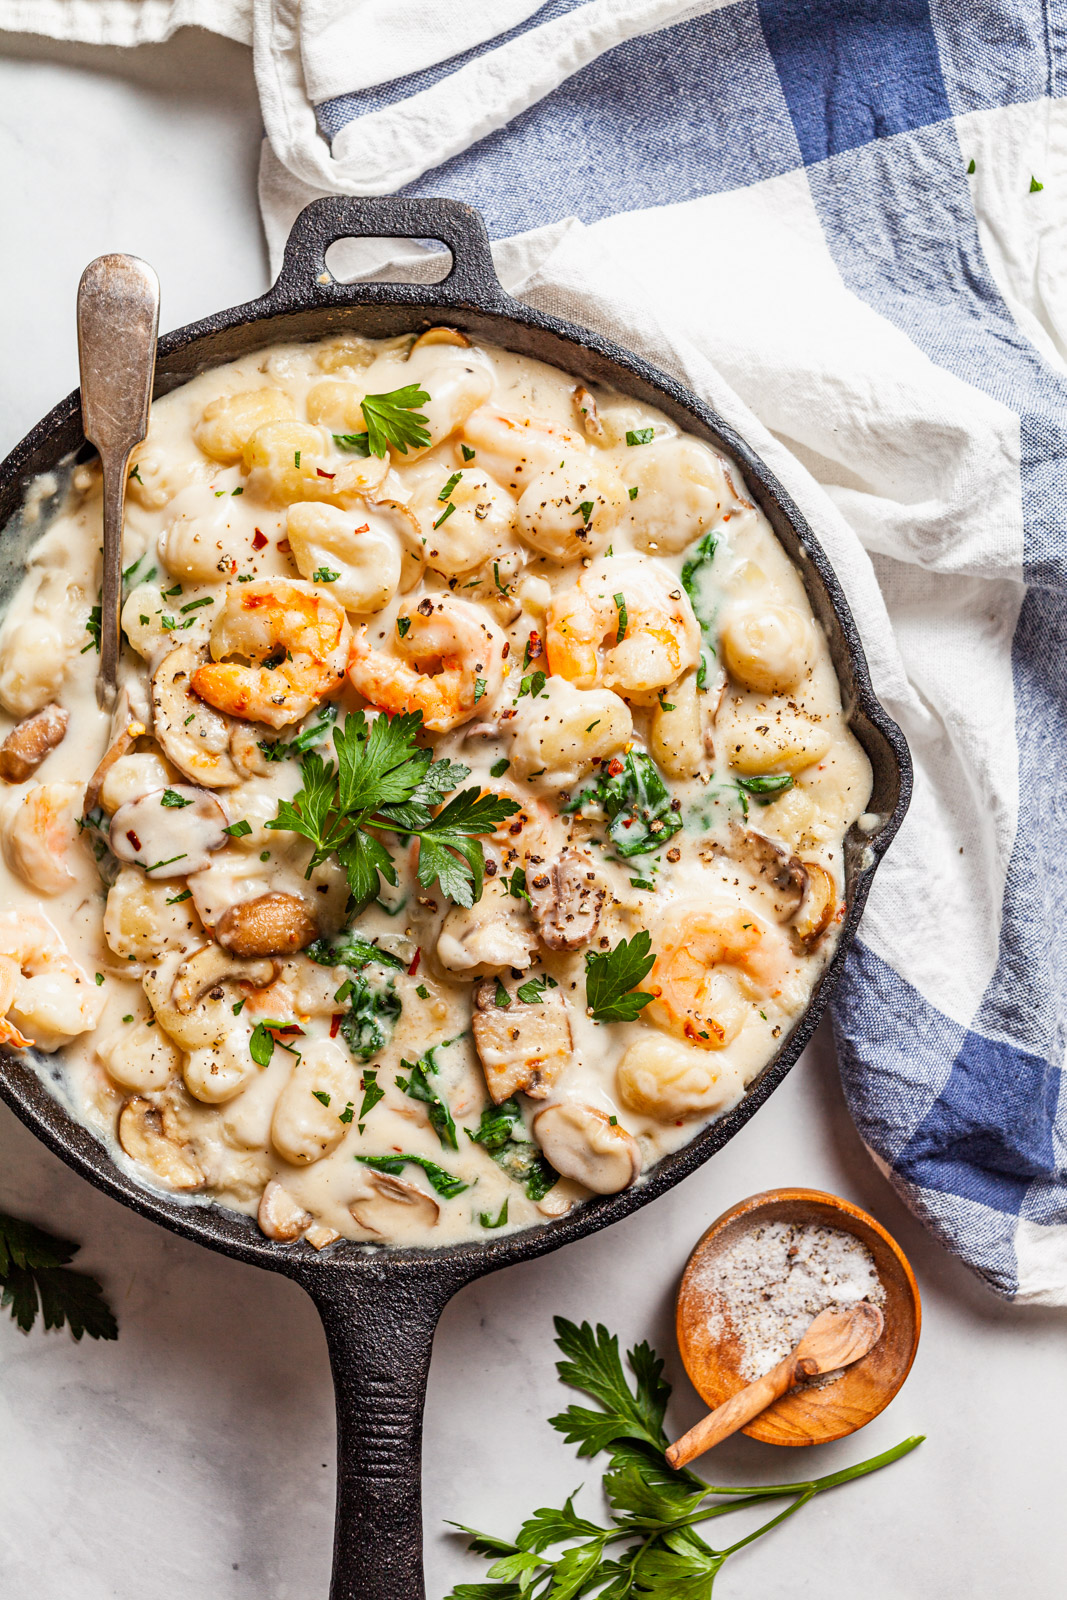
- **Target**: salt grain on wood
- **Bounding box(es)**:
[692,1221,886,1384]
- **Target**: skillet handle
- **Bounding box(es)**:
[269,195,511,311]
[303,1264,459,1600]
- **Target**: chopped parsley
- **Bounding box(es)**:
[517,973,558,1005]
[160,789,192,809]
[312,567,340,583]
[585,932,656,1023]
[625,427,655,446]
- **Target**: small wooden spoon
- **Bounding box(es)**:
[666,1302,884,1468]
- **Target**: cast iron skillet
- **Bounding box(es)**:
[0,197,911,1600]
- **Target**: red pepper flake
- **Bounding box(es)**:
[269,1022,304,1037]
[277,537,292,554]
[229,559,238,574]
[126,830,142,851]
[252,529,268,551]
[407,948,421,977]
[330,1013,342,1038]
[353,523,370,534]
[607,757,625,777]
[316,468,336,480]
[527,631,544,659]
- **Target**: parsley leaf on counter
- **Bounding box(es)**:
[585,932,656,1023]
[446,1316,924,1599]
[0,1212,117,1341]
[356,1152,468,1198]
[332,383,431,458]
[267,709,519,908]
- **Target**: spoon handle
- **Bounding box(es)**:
[76,254,159,712]
[666,1352,802,1468]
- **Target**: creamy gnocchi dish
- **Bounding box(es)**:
[0,328,872,1248]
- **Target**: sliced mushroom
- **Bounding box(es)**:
[365,496,426,593]
[572,385,605,440]
[532,1102,641,1195]
[528,850,604,951]
[151,643,241,788]
[118,1096,204,1190]
[437,898,539,977]
[216,892,318,958]
[109,785,227,879]
[305,1222,341,1250]
[0,703,69,783]
[791,861,836,949]
[410,326,471,354]
[472,977,574,1103]
[171,943,276,1012]
[720,823,807,921]
[350,1171,440,1233]
[258,1179,312,1242]
[536,1178,585,1217]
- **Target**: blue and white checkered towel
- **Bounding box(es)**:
[258,2,1067,1304]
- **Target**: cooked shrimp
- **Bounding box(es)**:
[459,408,586,490]
[0,911,106,1051]
[545,555,700,701]
[348,595,506,732]
[0,956,32,1049]
[191,579,351,730]
[641,898,793,1049]
[1,782,83,895]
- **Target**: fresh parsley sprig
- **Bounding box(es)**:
[333,383,431,458]
[0,1211,117,1341]
[266,709,520,909]
[447,1316,923,1598]
[585,933,656,1023]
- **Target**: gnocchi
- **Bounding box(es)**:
[0,330,870,1252]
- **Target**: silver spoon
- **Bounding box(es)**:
[77,255,160,713]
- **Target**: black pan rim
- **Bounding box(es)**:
[0,199,912,1293]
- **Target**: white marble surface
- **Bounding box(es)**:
[0,27,1064,1600]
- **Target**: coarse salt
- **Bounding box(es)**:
[691,1220,885,1384]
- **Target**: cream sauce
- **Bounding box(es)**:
[0,331,872,1249]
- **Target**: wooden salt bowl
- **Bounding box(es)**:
[676,1188,921,1447]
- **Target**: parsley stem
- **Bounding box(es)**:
[717,1487,816,1556]
[695,1433,925,1501]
